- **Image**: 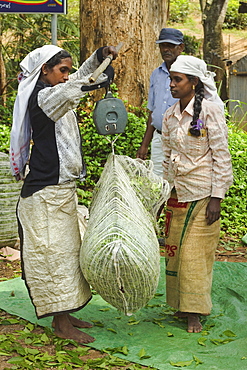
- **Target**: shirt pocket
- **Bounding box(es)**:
[185,131,209,157]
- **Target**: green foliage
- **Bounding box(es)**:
[221,125,247,237]
[0,91,15,153]
[225,99,247,130]
[0,92,15,124]
[76,94,148,206]
[0,86,246,240]
[223,0,247,29]
[167,0,202,58]
[183,35,202,58]
[0,314,144,369]
[0,124,11,154]
[168,0,190,24]
[1,12,80,95]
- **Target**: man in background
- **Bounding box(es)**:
[136,28,184,177]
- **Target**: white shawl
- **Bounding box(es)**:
[170,55,224,111]
[10,45,62,179]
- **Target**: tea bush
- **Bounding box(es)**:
[168,0,190,24]
[221,125,247,237]
[0,92,246,239]
[223,0,247,29]
[76,94,148,207]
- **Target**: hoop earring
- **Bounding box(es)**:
[192,85,195,90]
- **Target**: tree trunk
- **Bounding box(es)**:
[199,0,229,100]
[80,0,168,106]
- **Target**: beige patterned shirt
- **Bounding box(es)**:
[162,97,233,202]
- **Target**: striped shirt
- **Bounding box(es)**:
[162,97,233,202]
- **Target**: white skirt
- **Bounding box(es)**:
[17,182,91,318]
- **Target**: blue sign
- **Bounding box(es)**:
[0,0,67,14]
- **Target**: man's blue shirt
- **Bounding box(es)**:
[147,62,178,131]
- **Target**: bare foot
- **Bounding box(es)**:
[187,313,202,333]
[52,314,93,329]
[174,311,188,318]
[69,314,93,328]
[53,314,95,344]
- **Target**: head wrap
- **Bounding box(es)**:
[170,55,224,111]
[10,45,63,179]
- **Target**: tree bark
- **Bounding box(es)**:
[80,0,168,106]
[199,0,229,100]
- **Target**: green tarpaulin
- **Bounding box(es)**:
[0,259,246,370]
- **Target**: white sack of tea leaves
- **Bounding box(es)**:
[80,154,170,315]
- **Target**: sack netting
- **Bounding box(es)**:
[80,154,170,315]
[0,152,22,248]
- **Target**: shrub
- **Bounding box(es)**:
[168,0,190,24]
[0,92,16,153]
[76,93,148,205]
[0,124,11,154]
[1,88,246,240]
[223,0,247,29]
[221,124,247,237]
[183,35,202,58]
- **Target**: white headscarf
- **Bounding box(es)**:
[10,45,63,179]
[170,55,224,111]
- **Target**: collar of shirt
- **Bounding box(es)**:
[159,61,169,75]
[173,96,195,121]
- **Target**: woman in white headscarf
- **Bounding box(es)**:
[10,44,118,344]
[162,55,233,333]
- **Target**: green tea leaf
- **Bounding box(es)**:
[210,338,235,345]
[25,347,40,355]
[91,320,104,327]
[8,356,26,364]
[41,333,49,343]
[198,337,207,346]
[25,323,35,331]
[152,320,165,328]
[138,348,151,359]
[170,359,194,367]
[223,330,237,337]
[167,332,174,337]
[193,355,203,365]
[103,346,128,355]
[200,330,209,336]
[107,328,117,334]
[1,320,12,325]
[138,348,146,358]
[128,320,140,325]
[0,334,7,342]
[1,318,20,325]
[24,338,33,345]
[121,346,129,355]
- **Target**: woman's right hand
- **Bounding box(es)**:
[206,197,221,225]
[102,46,118,60]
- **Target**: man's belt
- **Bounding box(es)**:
[156,129,162,135]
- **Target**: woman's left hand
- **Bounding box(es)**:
[206,197,221,225]
[102,46,119,60]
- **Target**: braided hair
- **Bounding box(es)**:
[187,75,204,137]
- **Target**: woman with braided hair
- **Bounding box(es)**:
[162,55,233,333]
